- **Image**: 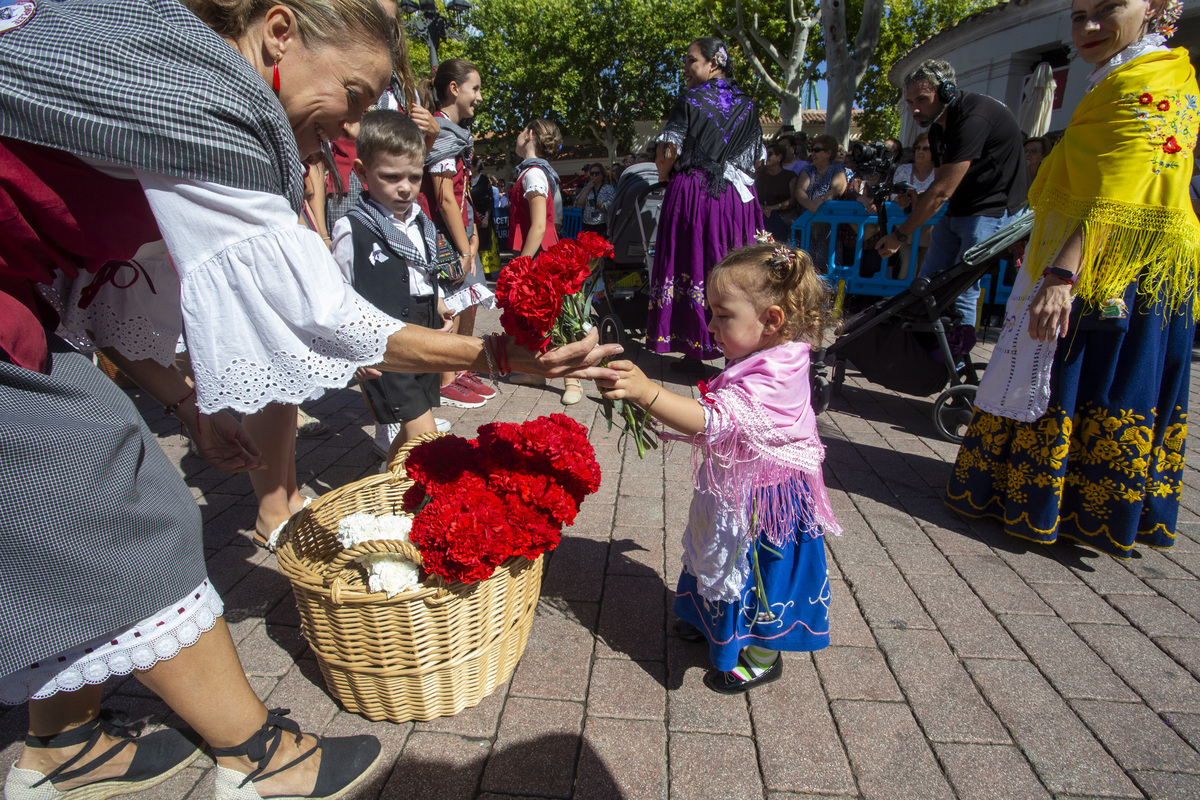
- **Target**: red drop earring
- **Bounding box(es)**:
[272,53,281,93]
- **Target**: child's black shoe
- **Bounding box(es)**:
[703,654,783,695]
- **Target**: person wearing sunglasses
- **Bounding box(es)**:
[574,163,615,234]
[791,133,848,270]
[892,133,936,211]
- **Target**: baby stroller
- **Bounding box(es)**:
[812,210,1033,443]
[593,162,666,347]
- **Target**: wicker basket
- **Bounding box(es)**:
[275,433,543,722]
[94,352,135,388]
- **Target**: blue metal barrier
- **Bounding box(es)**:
[789,202,1022,321]
[788,201,1017,311]
[791,202,945,305]
[561,207,583,239]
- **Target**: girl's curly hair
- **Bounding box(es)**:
[709,242,837,345]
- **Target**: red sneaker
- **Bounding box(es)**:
[440,381,487,408]
[456,372,497,398]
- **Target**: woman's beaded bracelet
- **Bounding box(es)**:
[480,335,500,387]
[490,332,510,376]
[164,386,195,416]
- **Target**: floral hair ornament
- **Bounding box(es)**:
[754,229,776,244]
[713,45,729,68]
[768,246,793,276]
[1157,0,1182,38]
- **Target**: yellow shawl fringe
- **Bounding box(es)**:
[1022,48,1200,319]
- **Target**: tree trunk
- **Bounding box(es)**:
[821,0,885,145]
[824,74,857,144]
[715,0,817,132]
[779,94,801,129]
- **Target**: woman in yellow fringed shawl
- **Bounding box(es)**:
[946,0,1199,558]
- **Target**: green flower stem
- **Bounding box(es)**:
[748,499,775,621]
[553,272,656,458]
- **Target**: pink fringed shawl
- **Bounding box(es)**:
[680,341,842,545]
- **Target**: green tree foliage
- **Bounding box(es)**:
[461,0,707,162]
[708,0,985,142]
[855,0,988,141]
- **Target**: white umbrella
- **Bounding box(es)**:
[1018,62,1057,137]
[898,101,919,147]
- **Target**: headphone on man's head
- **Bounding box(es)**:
[926,64,957,105]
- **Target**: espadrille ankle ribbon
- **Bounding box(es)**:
[210,708,315,789]
[24,710,138,788]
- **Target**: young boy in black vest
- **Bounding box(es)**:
[331,110,453,464]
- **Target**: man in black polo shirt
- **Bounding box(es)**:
[877,59,1028,327]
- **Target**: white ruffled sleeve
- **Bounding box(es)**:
[135,172,404,414]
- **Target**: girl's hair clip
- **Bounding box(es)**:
[714,46,730,68]
[754,229,775,244]
[768,246,793,275]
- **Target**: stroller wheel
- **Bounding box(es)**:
[832,358,846,395]
[932,384,978,444]
[812,374,833,415]
[599,313,624,347]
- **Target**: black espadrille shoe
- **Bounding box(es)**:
[4,710,200,800]
[211,709,381,800]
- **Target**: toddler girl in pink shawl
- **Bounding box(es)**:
[597,241,840,694]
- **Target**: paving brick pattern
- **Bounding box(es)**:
[4,311,1200,799]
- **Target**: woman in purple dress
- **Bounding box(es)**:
[648,37,764,374]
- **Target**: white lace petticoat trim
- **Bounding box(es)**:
[443,282,496,315]
[0,579,224,706]
[39,244,183,369]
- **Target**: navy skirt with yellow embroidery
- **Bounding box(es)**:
[946,279,1193,558]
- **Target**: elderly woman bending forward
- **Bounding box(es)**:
[0,1,617,799]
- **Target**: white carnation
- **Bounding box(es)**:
[358,554,422,598]
[336,512,413,549]
[335,512,420,598]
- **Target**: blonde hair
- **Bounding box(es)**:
[185,0,395,50]
[709,243,836,345]
[390,14,417,106]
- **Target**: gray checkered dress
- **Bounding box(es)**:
[0,0,305,210]
[0,339,205,681]
[0,0,309,684]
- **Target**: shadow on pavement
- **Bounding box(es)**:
[379,731,628,799]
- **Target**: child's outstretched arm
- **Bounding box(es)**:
[596,360,705,436]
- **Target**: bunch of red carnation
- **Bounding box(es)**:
[494,232,614,353]
[400,415,602,584]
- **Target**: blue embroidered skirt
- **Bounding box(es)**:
[946,279,1193,558]
[673,495,830,672]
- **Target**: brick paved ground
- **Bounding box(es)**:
[4,307,1200,799]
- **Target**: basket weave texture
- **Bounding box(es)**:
[275,433,543,722]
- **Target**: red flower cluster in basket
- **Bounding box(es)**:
[401,415,602,584]
[494,232,613,353]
